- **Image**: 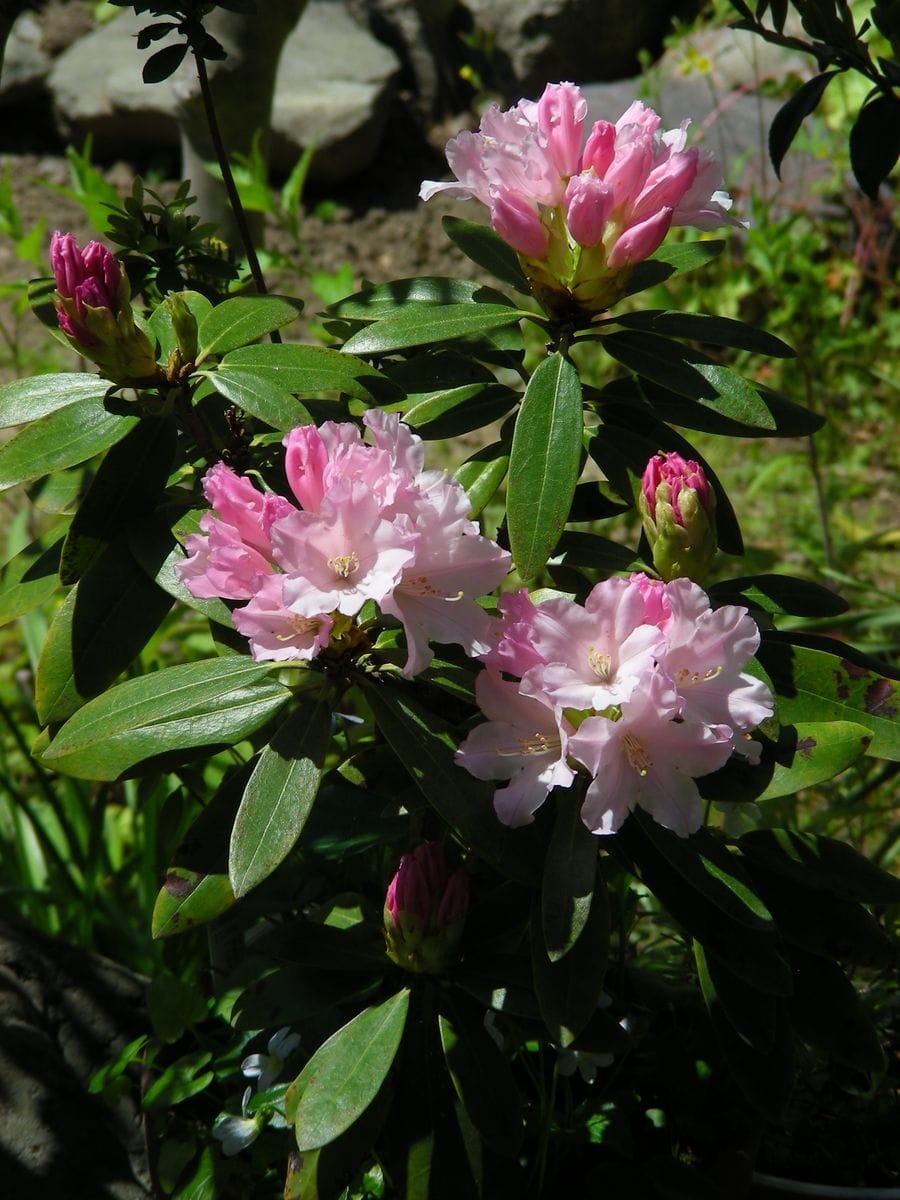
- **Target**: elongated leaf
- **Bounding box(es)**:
[341,303,526,356]
[329,276,515,320]
[294,989,410,1151]
[756,720,872,800]
[624,239,725,296]
[217,342,391,403]
[439,994,524,1156]
[229,695,333,898]
[613,310,794,358]
[128,512,234,627]
[40,657,290,780]
[705,980,793,1119]
[530,879,609,1046]
[60,414,177,584]
[710,573,848,617]
[0,399,137,493]
[769,70,842,177]
[542,789,598,962]
[195,295,300,361]
[0,372,114,428]
[412,385,518,440]
[740,829,900,907]
[788,947,885,1072]
[849,92,900,199]
[755,639,900,759]
[552,530,647,574]
[232,966,376,1031]
[35,539,174,723]
[151,869,235,938]
[359,679,542,884]
[207,367,311,432]
[0,530,64,627]
[507,352,583,581]
[455,442,510,518]
[441,216,532,293]
[695,941,777,1054]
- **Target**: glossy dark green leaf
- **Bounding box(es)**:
[0,399,137,493]
[441,216,532,294]
[232,966,377,1030]
[612,310,794,358]
[195,295,300,361]
[412,385,518,440]
[341,303,526,356]
[849,92,900,198]
[639,380,823,437]
[706,989,793,1119]
[695,941,777,1053]
[530,875,609,1046]
[455,441,510,518]
[740,829,900,907]
[787,947,885,1072]
[769,70,842,177]
[329,275,515,319]
[206,367,311,432]
[35,540,175,724]
[151,869,235,939]
[710,573,849,617]
[754,639,900,760]
[39,657,291,780]
[552,530,647,574]
[251,918,387,973]
[293,989,409,1151]
[756,720,872,800]
[60,414,177,584]
[542,790,598,962]
[360,679,542,884]
[217,342,390,402]
[0,371,114,428]
[439,994,524,1156]
[507,351,583,581]
[0,530,64,627]
[623,239,725,296]
[229,695,333,898]
[128,512,234,627]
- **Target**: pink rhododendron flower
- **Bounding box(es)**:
[175,413,511,675]
[421,85,740,318]
[458,572,774,837]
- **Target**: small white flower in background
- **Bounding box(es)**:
[241,1026,301,1091]
[213,1086,262,1157]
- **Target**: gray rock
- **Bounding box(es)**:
[47,1,400,184]
[0,12,49,105]
[462,0,695,96]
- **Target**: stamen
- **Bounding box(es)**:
[327,550,359,579]
[276,614,321,641]
[496,732,556,757]
[588,645,613,681]
[622,732,652,777]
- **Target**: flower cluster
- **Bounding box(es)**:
[455,573,773,838]
[49,231,159,383]
[420,83,739,317]
[175,411,511,677]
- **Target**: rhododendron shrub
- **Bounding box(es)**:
[1,43,897,1200]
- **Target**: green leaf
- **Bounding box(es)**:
[0,399,137,493]
[151,869,236,939]
[695,941,777,1054]
[341,303,526,356]
[217,342,391,403]
[195,295,300,362]
[788,946,885,1072]
[0,530,64,627]
[359,679,542,884]
[455,441,510,518]
[439,994,524,1156]
[739,829,900,907]
[530,877,609,1046]
[293,989,410,1151]
[507,352,583,582]
[624,239,726,296]
[441,216,532,294]
[35,540,175,724]
[40,657,290,780]
[756,720,872,800]
[755,639,900,760]
[409,385,518,441]
[552,530,647,575]
[232,966,377,1030]
[229,695,333,898]
[128,512,234,627]
[542,790,598,962]
[0,372,114,428]
[710,573,849,617]
[848,92,900,199]
[207,366,311,432]
[769,70,842,177]
[613,310,794,358]
[329,275,515,320]
[142,1050,214,1110]
[60,414,177,584]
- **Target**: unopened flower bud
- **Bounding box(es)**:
[639,451,717,583]
[50,231,160,384]
[164,291,199,363]
[383,842,469,974]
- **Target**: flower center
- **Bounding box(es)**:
[674,664,723,686]
[622,732,652,777]
[327,550,360,579]
[588,646,613,681]
[497,732,556,757]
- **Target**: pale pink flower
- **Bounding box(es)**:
[455,670,575,827]
[232,575,333,662]
[178,518,274,601]
[569,669,734,836]
[479,588,548,677]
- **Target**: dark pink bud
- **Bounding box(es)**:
[640,451,717,583]
[642,451,711,526]
[383,842,469,973]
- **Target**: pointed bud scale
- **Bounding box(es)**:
[639,451,717,583]
[383,842,470,973]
